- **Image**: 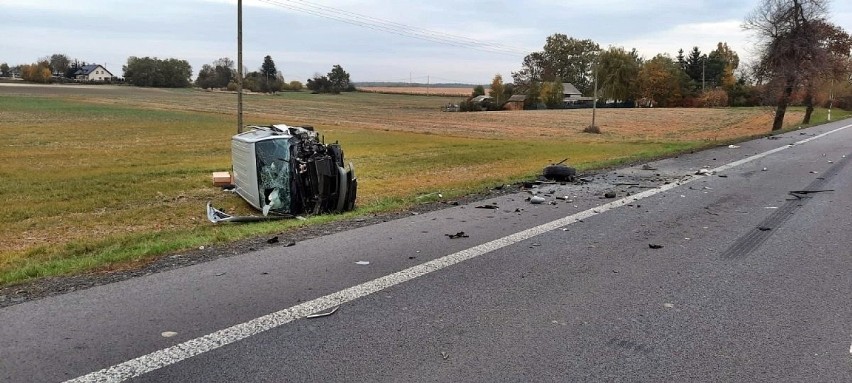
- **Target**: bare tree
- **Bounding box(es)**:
[744,0,828,130]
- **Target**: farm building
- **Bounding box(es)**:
[74,64,114,81]
[562,82,594,106]
[503,94,526,110]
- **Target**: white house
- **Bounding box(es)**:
[74,64,114,81]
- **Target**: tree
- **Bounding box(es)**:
[306,74,331,93]
[745,0,830,130]
[196,57,235,89]
[597,47,642,103]
[638,54,685,107]
[327,64,352,93]
[260,55,279,93]
[541,80,564,109]
[21,60,52,83]
[49,53,71,76]
[471,85,485,97]
[288,80,303,91]
[123,56,192,88]
[525,81,541,109]
[512,34,600,94]
[489,74,506,105]
[0,63,9,77]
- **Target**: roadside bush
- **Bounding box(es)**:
[583,125,602,134]
[698,89,729,108]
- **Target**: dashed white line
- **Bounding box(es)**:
[66,123,852,383]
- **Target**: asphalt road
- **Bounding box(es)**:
[1,120,851,383]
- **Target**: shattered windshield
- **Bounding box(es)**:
[256,138,292,214]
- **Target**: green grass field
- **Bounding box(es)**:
[0,85,846,286]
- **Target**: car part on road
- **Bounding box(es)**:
[543,164,577,182]
[206,202,293,223]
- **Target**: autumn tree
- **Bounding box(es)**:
[489,74,507,105]
[637,54,685,107]
[745,0,830,130]
[801,21,851,122]
[21,60,52,83]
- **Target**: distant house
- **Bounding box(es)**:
[74,64,114,81]
[562,82,594,106]
[503,94,526,111]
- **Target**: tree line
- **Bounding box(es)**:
[2,53,353,94]
[501,0,851,129]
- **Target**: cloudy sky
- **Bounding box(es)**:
[2,0,850,84]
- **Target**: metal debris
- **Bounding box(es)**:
[206,202,292,223]
[306,306,339,318]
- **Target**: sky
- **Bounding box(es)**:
[1,0,850,85]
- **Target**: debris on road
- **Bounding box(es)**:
[641,164,658,170]
[695,169,712,175]
[307,306,339,319]
[529,196,546,204]
[727,144,740,148]
[161,331,178,338]
[206,202,292,223]
[758,227,772,231]
[267,236,279,244]
[649,244,664,249]
[475,204,499,209]
[441,352,450,360]
[604,192,617,199]
[542,159,577,182]
[446,232,469,239]
[789,189,834,199]
[355,261,370,265]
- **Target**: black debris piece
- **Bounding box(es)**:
[267,236,280,244]
[604,192,617,199]
[543,164,577,182]
[446,232,470,239]
[475,205,499,209]
[649,244,664,249]
[758,227,772,231]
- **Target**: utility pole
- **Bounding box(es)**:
[702,56,706,93]
[591,62,598,129]
[237,0,244,134]
[828,79,833,121]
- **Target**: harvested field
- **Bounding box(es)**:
[358,86,475,97]
[0,83,828,285]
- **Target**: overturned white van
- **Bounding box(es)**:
[230,124,356,216]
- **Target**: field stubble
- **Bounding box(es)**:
[0,84,810,284]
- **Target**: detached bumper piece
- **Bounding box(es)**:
[206,202,293,223]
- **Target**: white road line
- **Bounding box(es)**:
[66,123,852,383]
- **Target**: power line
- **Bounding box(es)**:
[255,0,531,56]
